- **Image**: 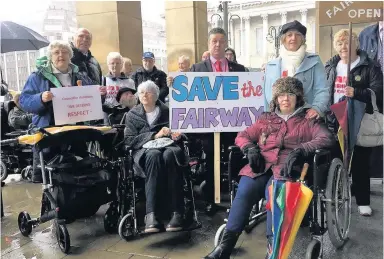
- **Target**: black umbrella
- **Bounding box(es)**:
[1,21,50,54]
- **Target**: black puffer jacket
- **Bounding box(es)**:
[325,50,383,113]
[8,106,32,130]
[70,43,102,85]
[132,66,168,103]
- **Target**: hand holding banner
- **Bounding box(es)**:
[51,85,104,125]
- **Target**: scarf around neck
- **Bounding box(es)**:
[279,44,307,76]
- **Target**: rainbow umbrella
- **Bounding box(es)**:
[267,179,285,259]
[278,163,313,259]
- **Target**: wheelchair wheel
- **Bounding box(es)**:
[305,239,321,259]
[21,166,32,181]
[214,223,226,247]
[118,213,135,241]
[55,221,71,254]
[1,161,8,182]
[18,211,32,237]
[104,203,119,234]
[325,158,351,249]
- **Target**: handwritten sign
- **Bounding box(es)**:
[169,72,265,133]
[51,86,103,125]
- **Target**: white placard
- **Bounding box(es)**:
[51,86,104,125]
[169,72,265,133]
[0,96,4,103]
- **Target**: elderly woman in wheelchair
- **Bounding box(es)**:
[204,77,335,259]
[124,80,188,233]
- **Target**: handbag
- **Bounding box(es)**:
[356,89,383,147]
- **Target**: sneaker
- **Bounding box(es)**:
[166,212,183,232]
[144,212,163,233]
[358,206,372,216]
[265,236,273,259]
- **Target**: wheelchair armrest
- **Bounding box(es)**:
[228,146,241,153]
[313,149,331,165]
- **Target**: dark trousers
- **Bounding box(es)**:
[225,172,272,233]
[141,149,184,214]
[194,132,237,204]
[370,146,383,178]
[351,145,373,206]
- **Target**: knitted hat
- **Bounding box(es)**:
[269,77,305,111]
[279,20,307,38]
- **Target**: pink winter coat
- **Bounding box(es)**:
[235,108,335,180]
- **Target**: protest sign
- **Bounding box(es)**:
[51,85,103,125]
[169,72,265,133]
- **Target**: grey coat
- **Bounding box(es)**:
[124,101,188,177]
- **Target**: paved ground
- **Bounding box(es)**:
[1,175,382,259]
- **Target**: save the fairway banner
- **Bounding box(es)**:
[169,72,265,133]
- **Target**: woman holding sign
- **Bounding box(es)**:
[19,40,104,183]
[204,77,334,259]
[263,20,329,120]
[124,80,188,233]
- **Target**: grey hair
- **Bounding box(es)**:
[178,55,190,64]
[107,52,123,64]
[209,27,227,40]
[280,31,306,45]
[47,40,73,60]
[137,80,160,100]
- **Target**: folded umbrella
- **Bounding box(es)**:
[1,21,50,53]
[268,179,285,259]
[279,163,313,259]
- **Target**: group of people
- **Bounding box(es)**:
[1,19,382,259]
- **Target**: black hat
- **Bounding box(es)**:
[279,20,307,37]
[116,87,137,102]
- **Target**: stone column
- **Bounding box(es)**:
[76,1,143,74]
[262,14,268,61]
[300,9,308,26]
[165,2,208,72]
[244,16,251,67]
[229,19,235,47]
[280,11,287,25]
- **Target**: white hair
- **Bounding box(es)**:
[178,55,190,64]
[107,52,123,64]
[47,40,73,60]
[137,80,160,100]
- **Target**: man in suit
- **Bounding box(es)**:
[190,27,246,215]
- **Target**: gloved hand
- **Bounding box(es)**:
[243,144,262,173]
[280,148,306,178]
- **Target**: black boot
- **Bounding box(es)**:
[203,229,240,259]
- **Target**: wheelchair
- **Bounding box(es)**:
[214,146,351,259]
[100,120,202,241]
[1,130,33,181]
[1,126,118,254]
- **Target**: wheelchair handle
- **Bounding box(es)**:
[0,138,18,146]
[299,163,309,182]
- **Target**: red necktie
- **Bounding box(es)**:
[215,60,223,72]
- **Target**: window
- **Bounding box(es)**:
[255,27,263,55]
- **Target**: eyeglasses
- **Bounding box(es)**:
[138,91,155,96]
[277,93,296,98]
